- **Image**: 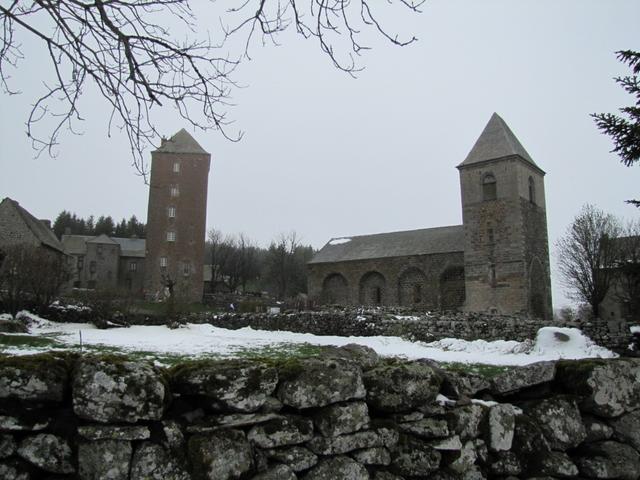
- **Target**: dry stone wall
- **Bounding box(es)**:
[1,349,640,479]
[194,310,633,351]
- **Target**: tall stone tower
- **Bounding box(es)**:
[457,113,552,319]
[145,129,211,302]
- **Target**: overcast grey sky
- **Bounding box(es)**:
[1,0,639,309]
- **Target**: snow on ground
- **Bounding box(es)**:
[1,313,617,365]
[631,325,640,334]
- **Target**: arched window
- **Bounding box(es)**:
[528,176,536,204]
[482,173,496,201]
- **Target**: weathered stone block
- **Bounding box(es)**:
[555,358,640,417]
[188,429,253,480]
[172,360,278,413]
[130,442,190,480]
[363,362,442,412]
[0,356,68,402]
[538,451,578,478]
[247,415,314,448]
[307,427,398,455]
[314,401,369,437]
[582,415,614,442]
[303,456,369,480]
[575,441,640,480]
[0,459,32,480]
[390,434,441,477]
[490,361,555,394]
[78,439,132,480]
[277,359,365,409]
[490,451,521,476]
[77,425,150,441]
[610,409,640,451]
[264,446,318,472]
[398,418,449,439]
[526,397,586,450]
[73,358,166,423]
[351,446,391,465]
[0,434,16,459]
[17,434,74,474]
[482,403,515,452]
[446,404,486,441]
[0,414,50,431]
[251,464,297,480]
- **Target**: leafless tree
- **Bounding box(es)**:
[0,244,68,315]
[1,1,423,175]
[556,204,622,319]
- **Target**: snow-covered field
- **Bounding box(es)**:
[0,312,618,366]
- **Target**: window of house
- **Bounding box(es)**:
[489,264,496,286]
[167,231,176,242]
[97,245,103,254]
[160,257,167,269]
[89,261,96,274]
[170,185,179,197]
[129,261,137,272]
[528,176,536,204]
[183,262,191,276]
[168,206,176,218]
[77,256,84,270]
[173,162,181,173]
[482,173,497,201]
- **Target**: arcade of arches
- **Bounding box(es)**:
[316,264,465,309]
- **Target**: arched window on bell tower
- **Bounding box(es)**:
[528,176,536,204]
[482,173,496,201]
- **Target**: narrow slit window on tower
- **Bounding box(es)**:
[183,262,191,276]
[167,231,176,242]
[160,257,167,269]
[528,176,536,204]
[170,185,179,197]
[173,161,181,173]
[482,173,497,201]
[168,206,176,218]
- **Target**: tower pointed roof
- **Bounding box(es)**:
[154,128,209,155]
[458,113,540,170]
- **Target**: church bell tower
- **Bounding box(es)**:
[458,113,552,319]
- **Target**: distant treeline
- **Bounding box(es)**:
[53,211,146,239]
[206,230,315,299]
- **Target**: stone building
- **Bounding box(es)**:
[144,129,211,302]
[308,113,553,318]
[0,197,65,257]
[61,234,145,292]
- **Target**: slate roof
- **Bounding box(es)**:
[154,128,209,155]
[62,234,146,258]
[1,198,64,253]
[309,225,464,264]
[61,235,93,255]
[458,113,542,171]
[112,237,146,258]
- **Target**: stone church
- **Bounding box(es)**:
[308,113,553,319]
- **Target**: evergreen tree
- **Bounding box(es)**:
[592,50,640,206]
[114,218,128,237]
[94,216,115,236]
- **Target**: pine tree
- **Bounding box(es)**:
[592,50,640,207]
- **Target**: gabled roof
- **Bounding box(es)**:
[458,113,541,171]
[87,234,119,245]
[0,198,64,253]
[309,225,464,264]
[62,234,146,258]
[61,235,93,255]
[154,128,209,155]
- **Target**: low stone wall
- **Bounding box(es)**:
[193,310,633,351]
[1,348,640,479]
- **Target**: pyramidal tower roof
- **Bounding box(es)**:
[154,128,209,155]
[458,113,540,170]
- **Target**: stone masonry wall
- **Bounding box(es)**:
[194,310,632,351]
[1,350,640,479]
